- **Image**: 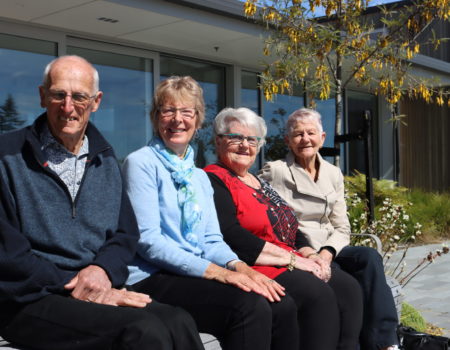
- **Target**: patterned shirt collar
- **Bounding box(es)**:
[40,123,89,157]
[40,123,89,201]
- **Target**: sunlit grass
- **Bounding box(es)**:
[407,189,450,242]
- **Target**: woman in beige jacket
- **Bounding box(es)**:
[259,108,399,350]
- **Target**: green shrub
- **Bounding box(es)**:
[345,173,450,244]
[401,302,427,332]
[345,171,409,207]
[346,173,450,287]
[407,189,450,241]
[345,174,420,252]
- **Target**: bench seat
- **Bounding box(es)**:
[0,334,220,350]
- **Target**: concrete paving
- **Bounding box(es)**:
[386,241,450,337]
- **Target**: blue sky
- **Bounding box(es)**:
[369,0,398,5]
[239,0,399,6]
[239,1,401,16]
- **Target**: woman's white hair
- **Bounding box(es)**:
[213,107,267,150]
[286,108,323,134]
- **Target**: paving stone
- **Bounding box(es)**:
[392,241,450,338]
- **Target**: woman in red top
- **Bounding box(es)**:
[205,107,363,350]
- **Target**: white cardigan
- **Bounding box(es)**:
[258,151,350,255]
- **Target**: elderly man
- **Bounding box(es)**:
[0,56,203,350]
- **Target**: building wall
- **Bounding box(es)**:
[420,20,450,63]
[0,19,333,169]
[399,98,450,192]
[1,1,448,179]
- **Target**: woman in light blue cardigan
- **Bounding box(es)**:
[123,76,298,350]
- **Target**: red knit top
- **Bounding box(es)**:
[205,164,306,279]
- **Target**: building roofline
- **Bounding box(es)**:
[162,0,250,22]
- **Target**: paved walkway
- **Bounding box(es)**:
[386,241,450,337]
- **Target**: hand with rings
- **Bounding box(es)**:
[294,256,327,281]
[307,254,332,282]
[233,262,286,302]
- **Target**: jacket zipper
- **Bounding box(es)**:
[71,145,111,218]
[32,141,111,219]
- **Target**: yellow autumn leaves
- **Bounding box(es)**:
[243,0,450,107]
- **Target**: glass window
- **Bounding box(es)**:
[239,71,339,169]
[0,33,57,134]
[240,71,263,171]
[314,97,339,164]
[346,90,379,177]
[315,98,336,149]
[67,46,153,162]
[241,71,260,114]
[263,88,304,162]
[160,56,226,167]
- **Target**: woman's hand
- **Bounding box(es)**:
[235,262,285,302]
[293,255,329,282]
[307,254,332,282]
[204,263,275,300]
[318,249,334,265]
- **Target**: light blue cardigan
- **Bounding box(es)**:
[123,142,238,285]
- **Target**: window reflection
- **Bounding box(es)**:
[263,92,304,162]
[0,34,57,134]
[67,46,152,163]
[241,71,260,114]
[240,72,341,168]
[347,90,378,176]
[160,56,225,167]
[241,71,306,166]
[315,98,336,149]
[315,97,338,164]
[240,71,262,171]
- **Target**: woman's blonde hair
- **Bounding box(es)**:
[150,76,205,135]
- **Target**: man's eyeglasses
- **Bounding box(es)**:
[159,106,197,119]
[219,133,261,147]
[47,90,97,106]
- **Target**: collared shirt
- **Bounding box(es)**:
[41,124,89,201]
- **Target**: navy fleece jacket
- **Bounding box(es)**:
[0,113,139,303]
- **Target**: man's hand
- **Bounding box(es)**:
[64,265,151,307]
[93,288,152,308]
[235,262,285,302]
[64,265,112,301]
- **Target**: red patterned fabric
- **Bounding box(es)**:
[205,164,303,279]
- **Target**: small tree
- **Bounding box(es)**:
[243,0,450,166]
[0,94,24,134]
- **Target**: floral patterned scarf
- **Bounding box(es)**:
[150,137,201,246]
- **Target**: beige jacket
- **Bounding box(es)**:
[258,151,350,255]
